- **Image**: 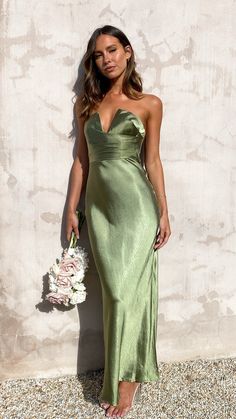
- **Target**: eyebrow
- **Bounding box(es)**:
[94,44,117,53]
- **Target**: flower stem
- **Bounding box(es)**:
[69,231,77,248]
[68,209,86,249]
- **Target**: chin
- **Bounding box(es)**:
[106,70,121,79]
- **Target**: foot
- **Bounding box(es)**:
[105,381,140,418]
[100,400,110,410]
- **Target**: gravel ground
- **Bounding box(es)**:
[0,357,235,419]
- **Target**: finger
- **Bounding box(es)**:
[66,228,72,242]
[154,229,162,240]
[156,239,166,249]
[74,227,80,239]
[154,239,163,248]
[155,232,170,249]
[157,237,165,246]
[153,232,166,248]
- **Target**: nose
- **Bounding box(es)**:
[103,52,112,65]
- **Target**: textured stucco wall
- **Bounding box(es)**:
[1,0,236,380]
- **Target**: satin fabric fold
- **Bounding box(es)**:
[84,109,160,405]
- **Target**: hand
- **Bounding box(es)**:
[66,210,80,242]
[153,213,171,250]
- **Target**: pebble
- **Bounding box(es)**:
[0,357,235,418]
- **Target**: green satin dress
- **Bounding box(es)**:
[84,108,160,406]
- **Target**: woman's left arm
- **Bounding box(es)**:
[144,95,171,249]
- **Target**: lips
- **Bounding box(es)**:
[105,66,116,71]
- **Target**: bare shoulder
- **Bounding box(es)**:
[142,93,163,116]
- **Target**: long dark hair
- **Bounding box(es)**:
[76,25,144,120]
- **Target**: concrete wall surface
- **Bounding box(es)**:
[1,0,236,379]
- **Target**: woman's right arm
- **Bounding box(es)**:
[66,98,89,241]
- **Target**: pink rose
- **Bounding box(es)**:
[46,292,70,305]
[56,275,72,287]
[59,258,79,277]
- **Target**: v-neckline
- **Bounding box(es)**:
[94,108,146,135]
[95,108,123,134]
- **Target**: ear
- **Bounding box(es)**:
[125,45,132,60]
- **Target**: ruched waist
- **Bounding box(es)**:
[89,151,141,163]
[88,143,142,163]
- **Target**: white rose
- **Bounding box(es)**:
[70,290,87,304]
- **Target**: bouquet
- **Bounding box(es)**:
[46,210,89,307]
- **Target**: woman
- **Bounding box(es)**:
[66,25,171,418]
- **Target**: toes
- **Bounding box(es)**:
[105,405,117,417]
[100,400,110,410]
[101,403,110,410]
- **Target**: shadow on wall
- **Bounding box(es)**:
[35,57,105,402]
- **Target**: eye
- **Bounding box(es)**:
[94,48,117,60]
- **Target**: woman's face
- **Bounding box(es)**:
[93,34,131,79]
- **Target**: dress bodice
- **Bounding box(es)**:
[84,108,146,163]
